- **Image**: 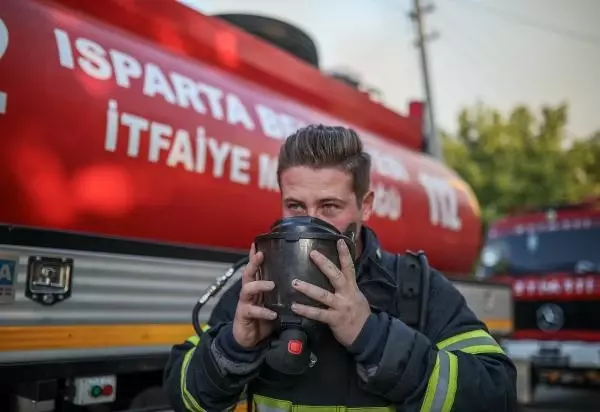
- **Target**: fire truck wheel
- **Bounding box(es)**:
[129,386,169,409]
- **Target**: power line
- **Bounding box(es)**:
[450,0,600,47]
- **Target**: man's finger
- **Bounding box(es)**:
[291,279,338,308]
[337,239,355,281]
[242,303,278,321]
[240,280,274,302]
[309,250,345,291]
[242,245,263,285]
[290,302,332,324]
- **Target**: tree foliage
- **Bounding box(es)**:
[442,102,600,227]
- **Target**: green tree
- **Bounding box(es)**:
[442,102,600,227]
[566,131,600,197]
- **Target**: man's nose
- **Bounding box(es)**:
[306,208,318,218]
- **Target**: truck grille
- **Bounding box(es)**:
[514,301,600,331]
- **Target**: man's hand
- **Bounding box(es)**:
[290,239,371,347]
[232,244,278,348]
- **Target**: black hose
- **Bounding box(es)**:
[192,256,250,336]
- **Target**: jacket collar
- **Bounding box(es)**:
[354,225,383,275]
[353,226,401,314]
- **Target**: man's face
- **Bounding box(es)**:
[279,166,374,238]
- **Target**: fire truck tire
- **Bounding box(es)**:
[129,386,169,409]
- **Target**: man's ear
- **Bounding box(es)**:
[361,190,374,222]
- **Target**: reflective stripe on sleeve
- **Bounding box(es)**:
[252,395,394,411]
[180,347,205,411]
[436,329,505,355]
[186,336,200,346]
[418,329,505,411]
[419,350,458,412]
[180,324,241,412]
[180,323,212,411]
[185,324,211,347]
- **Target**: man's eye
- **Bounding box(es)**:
[322,204,340,213]
[288,204,303,210]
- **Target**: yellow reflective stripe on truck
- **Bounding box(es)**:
[480,318,513,336]
[0,324,195,351]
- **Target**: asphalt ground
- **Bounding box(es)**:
[130,384,600,412]
[520,385,600,411]
[155,386,600,412]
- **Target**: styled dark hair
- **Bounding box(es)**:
[277,124,371,201]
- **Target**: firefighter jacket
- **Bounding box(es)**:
[163,227,517,411]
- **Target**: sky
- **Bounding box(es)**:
[178,0,600,138]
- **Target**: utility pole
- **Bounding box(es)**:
[409,0,442,161]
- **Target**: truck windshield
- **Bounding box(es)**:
[478,226,600,277]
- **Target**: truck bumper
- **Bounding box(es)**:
[502,339,600,404]
[501,339,600,368]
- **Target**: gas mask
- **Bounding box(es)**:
[254,216,357,376]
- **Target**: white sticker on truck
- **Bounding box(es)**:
[0,253,18,305]
[0,17,8,114]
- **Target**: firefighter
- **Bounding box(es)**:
[164,125,517,411]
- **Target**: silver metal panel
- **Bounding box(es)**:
[0,345,174,363]
[452,280,513,334]
[0,244,514,363]
[0,245,240,326]
[502,339,600,368]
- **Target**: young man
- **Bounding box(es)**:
[164,125,517,411]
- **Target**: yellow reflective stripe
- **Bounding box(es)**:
[460,345,505,355]
[442,353,458,412]
[417,329,504,411]
[252,394,394,411]
[436,329,504,355]
[419,350,458,412]
[180,347,205,411]
[181,325,237,412]
[186,335,200,346]
[420,353,440,412]
[185,324,211,346]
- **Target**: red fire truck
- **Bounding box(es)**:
[0,0,512,410]
[477,198,600,404]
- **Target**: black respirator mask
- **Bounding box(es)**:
[254,216,357,376]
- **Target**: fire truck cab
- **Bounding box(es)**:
[477,198,600,404]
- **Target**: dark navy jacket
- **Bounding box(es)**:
[163,227,517,411]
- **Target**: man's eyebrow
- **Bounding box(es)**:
[283,197,346,204]
[283,197,304,204]
[319,197,345,204]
